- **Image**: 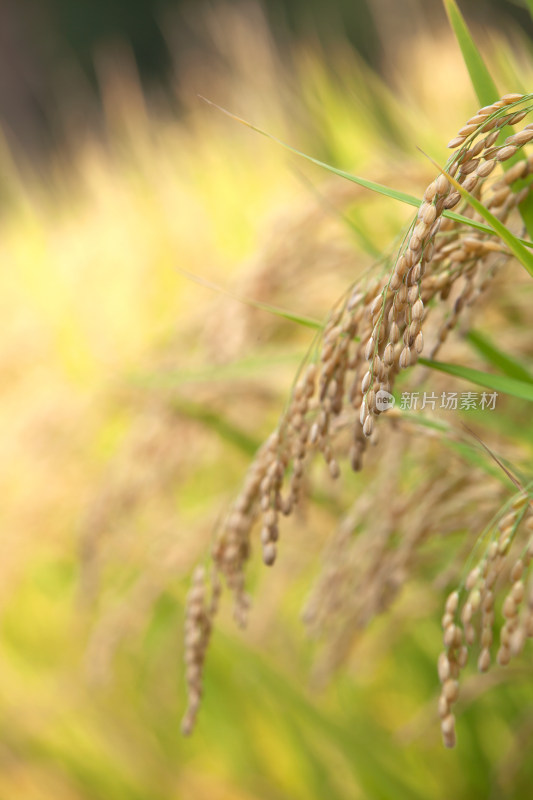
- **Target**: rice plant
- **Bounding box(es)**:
[3,1,533,798]
[183,1,533,752]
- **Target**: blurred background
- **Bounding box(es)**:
[2,0,533,798]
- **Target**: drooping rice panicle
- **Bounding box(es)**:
[183,93,533,739]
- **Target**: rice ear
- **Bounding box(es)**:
[183,94,533,741]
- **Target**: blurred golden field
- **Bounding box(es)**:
[1,2,533,798]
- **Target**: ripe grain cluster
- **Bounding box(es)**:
[183,94,533,743]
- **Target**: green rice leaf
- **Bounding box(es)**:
[444,211,533,248]
[199,96,423,207]
[425,154,533,277]
[291,165,382,258]
[200,96,533,249]
[132,352,303,387]
[443,0,499,106]
[172,398,261,455]
[466,330,533,383]
[418,358,533,401]
[399,412,512,483]
[177,266,324,330]
[443,0,533,238]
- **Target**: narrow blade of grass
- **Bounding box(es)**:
[443,0,533,238]
[199,96,423,207]
[466,329,533,383]
[172,398,261,456]
[200,96,533,249]
[461,423,523,489]
[423,152,533,277]
[131,352,303,387]
[398,411,515,483]
[444,211,533,247]
[443,0,499,106]
[177,267,323,331]
[419,358,533,401]
[525,0,533,21]
[291,165,382,258]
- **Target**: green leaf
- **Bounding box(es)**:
[131,352,304,387]
[444,211,533,248]
[200,96,533,249]
[177,266,324,330]
[172,399,262,455]
[525,0,533,22]
[418,358,533,402]
[443,0,499,106]
[291,165,382,258]
[199,95,423,208]
[427,155,533,278]
[397,411,514,483]
[466,330,533,383]
[443,0,533,238]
